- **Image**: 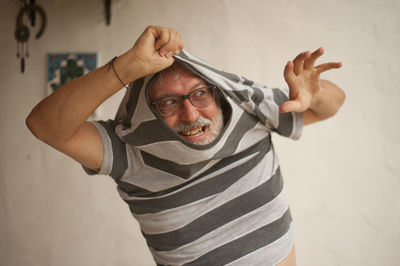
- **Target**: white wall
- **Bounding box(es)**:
[1,0,399,265]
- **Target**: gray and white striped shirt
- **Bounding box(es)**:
[84,50,303,265]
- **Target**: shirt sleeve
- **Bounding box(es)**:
[269,87,303,140]
[82,120,128,179]
[250,85,303,140]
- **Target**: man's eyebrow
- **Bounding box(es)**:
[151,80,209,101]
[190,81,208,90]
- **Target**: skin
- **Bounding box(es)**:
[282,48,345,125]
[26,25,345,266]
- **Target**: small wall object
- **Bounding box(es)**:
[47,52,97,93]
[104,0,111,25]
[47,52,98,117]
[15,0,47,73]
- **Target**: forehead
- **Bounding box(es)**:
[149,63,207,100]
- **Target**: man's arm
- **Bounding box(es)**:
[280,48,345,125]
[26,26,184,171]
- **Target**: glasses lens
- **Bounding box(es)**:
[155,96,181,117]
[189,87,214,108]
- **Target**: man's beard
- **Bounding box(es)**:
[172,107,224,145]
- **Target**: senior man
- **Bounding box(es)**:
[27,26,345,266]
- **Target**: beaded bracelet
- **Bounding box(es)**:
[107,56,130,89]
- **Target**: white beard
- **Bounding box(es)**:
[173,107,224,145]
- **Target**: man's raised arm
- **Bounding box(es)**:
[26,26,183,171]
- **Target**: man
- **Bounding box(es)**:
[27,26,345,265]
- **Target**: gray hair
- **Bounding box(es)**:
[147,62,195,101]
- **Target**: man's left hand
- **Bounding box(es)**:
[280,47,342,113]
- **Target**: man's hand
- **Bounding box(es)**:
[124,26,184,80]
[280,48,345,125]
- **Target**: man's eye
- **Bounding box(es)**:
[160,98,177,106]
[193,89,206,97]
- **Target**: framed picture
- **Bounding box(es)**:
[47,52,98,118]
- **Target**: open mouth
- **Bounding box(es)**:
[179,126,208,137]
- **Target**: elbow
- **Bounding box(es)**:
[333,88,346,116]
[26,107,75,144]
[25,114,33,133]
[26,106,52,143]
[26,109,44,141]
[338,88,346,107]
[327,90,345,119]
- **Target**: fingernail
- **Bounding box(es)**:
[166,51,173,58]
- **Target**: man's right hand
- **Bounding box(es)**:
[122,26,184,81]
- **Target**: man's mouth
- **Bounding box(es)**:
[173,115,220,145]
[179,126,208,137]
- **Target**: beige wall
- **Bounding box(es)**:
[1,0,399,265]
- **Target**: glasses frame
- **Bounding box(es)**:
[150,85,217,117]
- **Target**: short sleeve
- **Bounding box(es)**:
[253,86,303,140]
[82,120,128,179]
[270,88,303,140]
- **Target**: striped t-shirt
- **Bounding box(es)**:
[84,50,303,265]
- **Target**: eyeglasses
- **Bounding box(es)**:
[150,85,216,117]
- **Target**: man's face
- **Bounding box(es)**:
[149,66,223,145]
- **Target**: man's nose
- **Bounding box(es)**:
[179,99,200,123]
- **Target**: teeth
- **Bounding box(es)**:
[182,127,203,136]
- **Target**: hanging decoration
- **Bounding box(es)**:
[104,0,111,25]
[14,0,47,73]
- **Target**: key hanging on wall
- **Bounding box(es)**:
[14,0,46,73]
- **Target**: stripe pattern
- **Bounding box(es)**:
[84,50,303,265]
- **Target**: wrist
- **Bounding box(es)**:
[113,50,147,84]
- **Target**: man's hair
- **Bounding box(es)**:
[147,62,195,101]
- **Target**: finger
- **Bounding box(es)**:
[163,30,176,58]
[280,91,312,113]
[163,30,182,58]
[293,51,311,75]
[156,32,171,56]
[156,29,183,58]
[176,32,184,54]
[315,61,343,73]
[172,31,184,55]
[304,47,324,69]
[280,100,303,113]
[284,61,299,94]
[154,27,171,56]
